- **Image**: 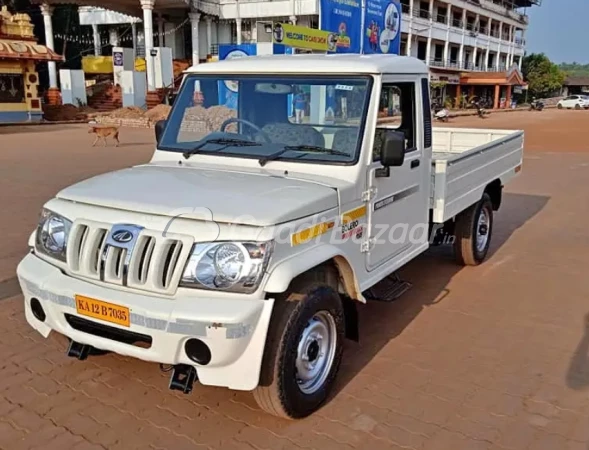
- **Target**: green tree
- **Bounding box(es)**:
[522,53,566,98]
[559,62,589,77]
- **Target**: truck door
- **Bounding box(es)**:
[365,78,432,272]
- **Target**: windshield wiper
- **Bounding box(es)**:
[183,138,261,159]
[285,145,350,157]
[259,144,349,167]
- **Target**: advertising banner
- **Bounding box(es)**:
[217,44,256,109]
[272,23,337,52]
[363,0,402,54]
[319,0,362,53]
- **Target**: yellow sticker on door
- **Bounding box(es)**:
[341,205,366,224]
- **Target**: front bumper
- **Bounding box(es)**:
[17,253,274,391]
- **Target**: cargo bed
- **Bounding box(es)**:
[430,127,524,223]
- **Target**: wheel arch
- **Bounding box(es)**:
[264,246,365,303]
[484,178,503,211]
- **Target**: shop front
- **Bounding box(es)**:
[429,70,460,108]
[459,65,526,109]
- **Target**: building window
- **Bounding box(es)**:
[419,1,429,18]
[0,74,25,103]
[417,41,427,61]
[436,6,447,24]
[450,47,458,66]
[434,44,444,63]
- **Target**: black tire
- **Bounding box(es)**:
[453,193,494,266]
[575,104,582,110]
[253,269,345,419]
[557,104,563,109]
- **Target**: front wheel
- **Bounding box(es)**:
[557,104,563,109]
[454,193,494,266]
[575,104,582,110]
[253,279,345,419]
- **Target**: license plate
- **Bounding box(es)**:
[75,295,130,327]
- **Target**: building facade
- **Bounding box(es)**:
[32,0,540,107]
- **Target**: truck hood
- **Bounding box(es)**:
[56,165,338,226]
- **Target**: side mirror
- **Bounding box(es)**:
[376,131,405,178]
[155,120,166,145]
[380,131,405,167]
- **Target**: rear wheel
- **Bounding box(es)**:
[557,103,563,109]
[253,270,345,419]
[575,104,582,110]
[454,193,494,266]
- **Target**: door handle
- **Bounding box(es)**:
[410,160,420,169]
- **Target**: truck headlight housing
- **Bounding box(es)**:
[35,209,72,263]
[180,241,273,294]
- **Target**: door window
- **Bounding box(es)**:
[373,82,416,162]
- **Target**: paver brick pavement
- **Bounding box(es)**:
[2,110,589,449]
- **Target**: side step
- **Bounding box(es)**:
[364,273,412,302]
[169,364,198,394]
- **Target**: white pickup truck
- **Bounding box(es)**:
[17,54,523,419]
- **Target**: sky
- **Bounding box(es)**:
[526,0,588,64]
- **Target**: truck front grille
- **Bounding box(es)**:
[66,221,193,295]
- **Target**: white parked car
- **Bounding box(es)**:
[557,95,589,110]
[17,54,524,419]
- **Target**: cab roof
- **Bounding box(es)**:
[185,54,429,76]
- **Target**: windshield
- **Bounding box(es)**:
[158,74,372,165]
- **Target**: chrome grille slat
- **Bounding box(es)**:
[162,241,183,290]
[66,221,193,295]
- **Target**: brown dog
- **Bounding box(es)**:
[88,125,120,147]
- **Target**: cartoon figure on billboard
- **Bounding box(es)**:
[338,22,347,39]
[335,22,351,49]
[367,20,380,52]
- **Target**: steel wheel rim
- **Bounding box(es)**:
[295,311,337,395]
[476,207,490,252]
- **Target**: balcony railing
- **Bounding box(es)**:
[428,59,510,73]
[436,14,447,24]
[405,6,529,45]
[412,8,431,19]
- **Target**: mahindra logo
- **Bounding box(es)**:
[111,229,134,243]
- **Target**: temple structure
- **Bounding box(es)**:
[0,6,63,122]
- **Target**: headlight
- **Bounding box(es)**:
[35,209,72,262]
[180,241,273,293]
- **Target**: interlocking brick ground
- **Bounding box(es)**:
[1,110,589,449]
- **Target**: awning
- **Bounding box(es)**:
[460,65,525,86]
[0,39,64,62]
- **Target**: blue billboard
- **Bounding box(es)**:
[319,0,402,55]
[319,0,362,53]
[218,44,257,109]
[218,44,294,118]
[363,0,402,54]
